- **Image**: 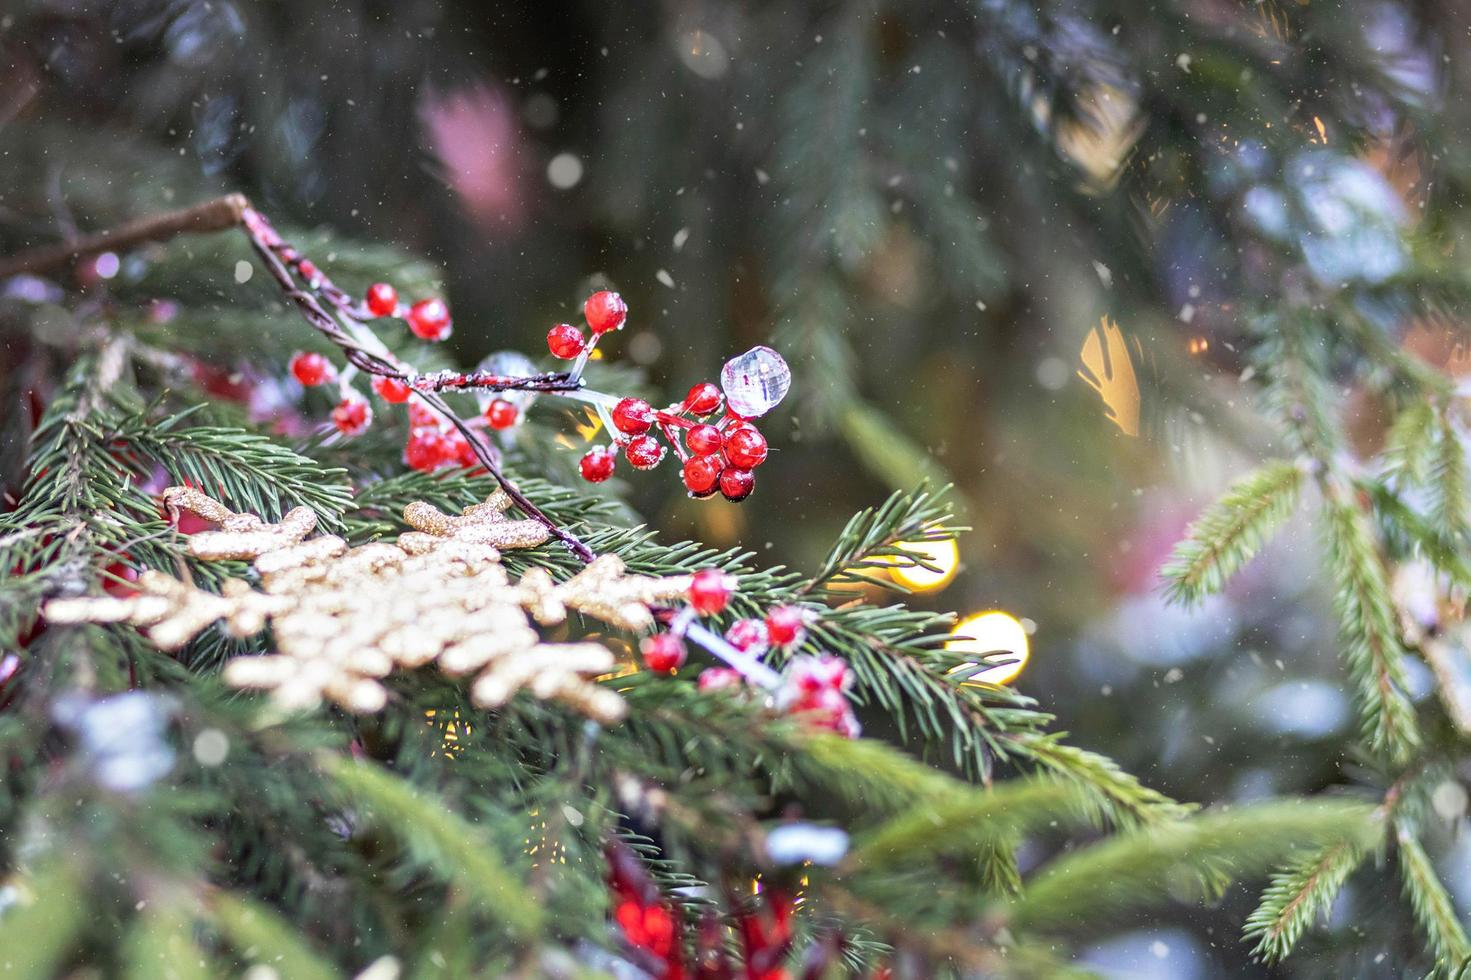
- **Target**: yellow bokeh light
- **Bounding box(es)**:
[947,611,1030,686]
[888,538,960,592]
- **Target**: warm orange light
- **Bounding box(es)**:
[947,611,1030,686]
[1188,336,1209,355]
[888,538,960,592]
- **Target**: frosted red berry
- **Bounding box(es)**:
[371,375,412,403]
[625,435,665,469]
[580,446,617,482]
[584,290,628,334]
[408,401,439,428]
[726,618,769,652]
[407,298,453,341]
[765,606,807,647]
[289,351,333,387]
[641,633,687,672]
[547,323,586,359]
[331,397,372,436]
[405,428,453,472]
[103,560,140,598]
[486,399,519,430]
[698,667,743,692]
[450,429,480,467]
[684,382,722,415]
[719,467,755,501]
[724,426,768,469]
[682,456,722,496]
[686,424,722,457]
[688,568,735,615]
[612,398,654,435]
[366,282,399,317]
[297,259,320,283]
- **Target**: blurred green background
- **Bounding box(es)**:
[4,1,1469,974]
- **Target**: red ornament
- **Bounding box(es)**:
[612,397,655,435]
[371,375,412,403]
[297,259,320,283]
[719,467,755,502]
[485,399,519,430]
[331,396,372,436]
[580,446,617,482]
[688,568,735,615]
[625,435,665,470]
[584,290,628,334]
[547,323,586,359]
[407,298,453,341]
[641,633,687,672]
[681,456,722,496]
[366,282,398,316]
[683,381,722,416]
[765,606,807,647]
[686,424,723,457]
[726,618,769,652]
[289,351,333,387]
[103,560,140,598]
[724,426,768,469]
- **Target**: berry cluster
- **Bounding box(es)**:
[580,385,770,502]
[639,568,859,739]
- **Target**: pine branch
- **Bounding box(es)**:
[1002,732,1194,826]
[1010,799,1379,934]
[125,906,215,980]
[322,756,543,940]
[847,777,1097,872]
[0,858,87,980]
[207,892,343,980]
[802,483,966,595]
[1244,835,1372,961]
[1162,460,1304,606]
[1395,819,1471,968]
[1321,497,1423,763]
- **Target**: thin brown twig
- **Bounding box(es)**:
[0,194,250,279]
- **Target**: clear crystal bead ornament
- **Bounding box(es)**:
[720,345,791,419]
[474,350,541,413]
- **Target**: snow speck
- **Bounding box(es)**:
[1093,260,1113,288]
[656,269,675,288]
[233,260,253,284]
[673,227,690,251]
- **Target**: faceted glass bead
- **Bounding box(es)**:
[719,345,790,418]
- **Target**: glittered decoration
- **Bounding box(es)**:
[46,488,693,723]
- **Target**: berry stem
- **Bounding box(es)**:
[677,618,783,690]
[238,206,596,564]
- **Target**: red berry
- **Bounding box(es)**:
[486,399,519,430]
[698,667,743,692]
[331,396,372,436]
[407,298,453,341]
[366,282,398,317]
[289,351,333,387]
[297,259,320,283]
[641,633,687,672]
[726,618,769,652]
[405,429,453,471]
[625,435,664,469]
[765,606,807,647]
[719,467,755,501]
[682,456,722,496]
[684,381,722,415]
[612,397,654,435]
[688,568,736,615]
[371,375,412,403]
[449,429,480,467]
[724,426,768,469]
[547,323,586,359]
[407,401,439,428]
[580,446,617,482]
[584,290,628,334]
[686,424,722,457]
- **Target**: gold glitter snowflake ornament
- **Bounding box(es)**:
[46,488,694,723]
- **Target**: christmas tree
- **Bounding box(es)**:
[2,1,1470,976]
